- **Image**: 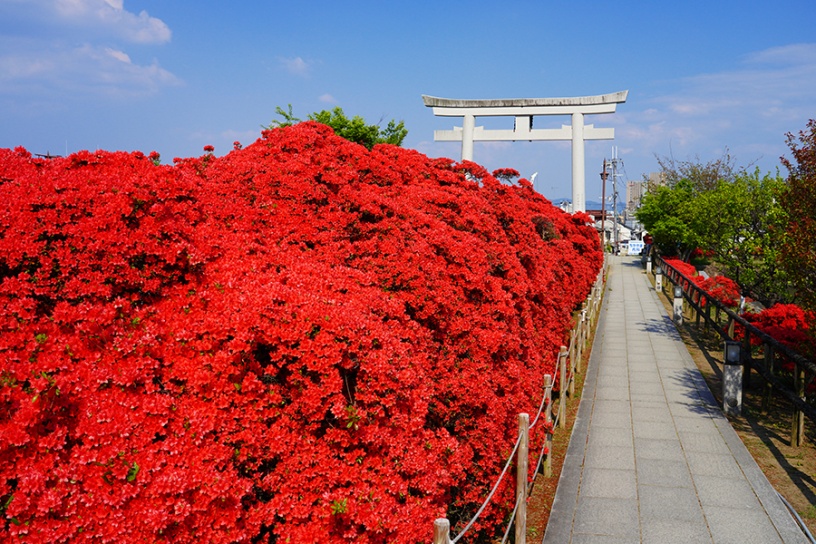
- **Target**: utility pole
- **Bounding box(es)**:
[606,148,622,255]
[600,160,608,249]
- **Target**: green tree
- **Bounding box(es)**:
[653,149,740,192]
[266,105,408,150]
[692,171,790,306]
[636,180,699,257]
[780,119,816,311]
[638,150,741,258]
[267,104,301,127]
[637,152,791,306]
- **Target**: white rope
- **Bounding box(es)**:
[450,434,521,543]
[500,492,523,544]
[442,265,604,543]
[529,383,552,429]
[527,428,550,495]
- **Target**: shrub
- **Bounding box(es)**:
[0,124,601,543]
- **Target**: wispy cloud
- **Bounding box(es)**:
[0,0,176,98]
[4,0,171,44]
[0,38,180,97]
[318,93,336,103]
[617,43,816,168]
[279,56,311,77]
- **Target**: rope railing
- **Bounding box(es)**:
[432,260,606,544]
[654,256,815,447]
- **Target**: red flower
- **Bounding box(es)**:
[0,125,602,542]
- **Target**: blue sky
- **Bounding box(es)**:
[1,0,815,201]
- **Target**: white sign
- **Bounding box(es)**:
[627,240,644,255]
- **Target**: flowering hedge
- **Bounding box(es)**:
[741,304,815,371]
[662,258,740,308]
[0,122,602,543]
[662,258,813,385]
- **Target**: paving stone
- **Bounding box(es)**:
[632,420,678,440]
[685,451,744,479]
[638,484,706,522]
[676,430,731,455]
[580,467,637,499]
[592,399,631,414]
[573,497,640,539]
[586,426,633,449]
[694,474,763,509]
[585,443,635,471]
[636,457,694,488]
[704,506,785,543]
[590,409,632,430]
[641,518,713,544]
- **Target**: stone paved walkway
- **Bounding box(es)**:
[542,255,807,543]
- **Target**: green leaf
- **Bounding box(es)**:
[126,462,140,482]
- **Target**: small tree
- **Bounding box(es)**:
[266,106,408,150]
[693,171,790,306]
[636,180,699,257]
[780,119,816,311]
[654,149,740,193]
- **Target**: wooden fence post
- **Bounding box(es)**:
[515,413,529,544]
[705,302,711,331]
[433,518,450,544]
[576,317,584,370]
[742,330,752,390]
[543,375,553,477]
[562,345,574,397]
[559,349,567,429]
[792,365,806,447]
[762,345,774,413]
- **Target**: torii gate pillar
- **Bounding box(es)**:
[422,91,628,213]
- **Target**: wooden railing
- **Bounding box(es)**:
[655,256,815,447]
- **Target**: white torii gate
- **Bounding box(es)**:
[422,91,628,212]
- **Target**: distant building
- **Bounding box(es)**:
[646,171,666,191]
[626,180,644,212]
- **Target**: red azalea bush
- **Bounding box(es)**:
[0,122,602,543]
[741,304,816,364]
[662,258,697,280]
[694,275,741,308]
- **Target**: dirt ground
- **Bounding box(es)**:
[523,272,816,540]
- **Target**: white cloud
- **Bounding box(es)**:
[614,42,816,174]
[0,38,180,97]
[104,46,130,63]
[0,1,176,98]
[279,56,311,77]
[319,93,336,103]
[6,0,171,44]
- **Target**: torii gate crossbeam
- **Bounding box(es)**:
[422,91,628,213]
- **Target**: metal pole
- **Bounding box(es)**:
[601,160,608,249]
[611,150,619,254]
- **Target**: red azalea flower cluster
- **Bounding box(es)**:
[0,122,602,543]
[663,258,698,280]
[694,275,741,308]
[741,304,816,367]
